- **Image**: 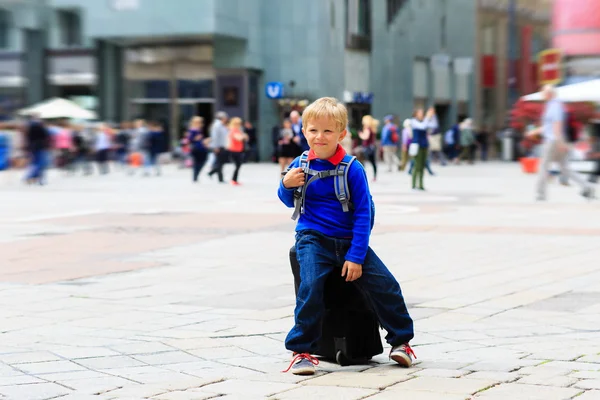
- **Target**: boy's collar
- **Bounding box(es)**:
[307,145,346,166]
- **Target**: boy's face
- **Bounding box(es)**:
[303,117,347,159]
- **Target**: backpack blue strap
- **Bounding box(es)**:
[334,155,357,212]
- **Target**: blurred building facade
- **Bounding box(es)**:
[552,0,600,85]
[1,0,479,159]
[475,0,552,132]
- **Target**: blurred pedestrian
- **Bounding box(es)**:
[381,114,401,172]
[227,117,249,185]
[208,111,229,183]
[187,116,209,182]
[527,85,594,200]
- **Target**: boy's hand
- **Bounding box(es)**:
[282,167,305,189]
[342,261,362,282]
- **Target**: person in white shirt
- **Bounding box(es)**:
[527,85,593,200]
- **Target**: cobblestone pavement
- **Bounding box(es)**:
[1,162,599,400]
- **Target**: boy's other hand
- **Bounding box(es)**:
[342,261,362,282]
[283,167,305,189]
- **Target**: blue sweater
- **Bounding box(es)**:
[278,152,373,264]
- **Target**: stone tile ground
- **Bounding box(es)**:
[0,163,599,399]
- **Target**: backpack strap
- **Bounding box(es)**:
[291,151,310,220]
[334,155,357,212]
[291,151,345,221]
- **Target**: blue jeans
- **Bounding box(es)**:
[285,230,414,354]
[26,150,48,182]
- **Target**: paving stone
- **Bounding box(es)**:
[302,371,410,389]
[62,377,139,394]
[75,355,147,370]
[576,380,600,390]
[575,391,600,400]
[131,350,201,365]
[413,368,469,378]
[0,382,72,400]
[48,346,121,359]
[12,360,87,375]
[367,390,470,400]
[387,377,498,395]
[464,360,538,373]
[473,383,582,399]
[0,351,61,364]
[265,385,377,400]
[196,379,297,397]
[542,361,600,372]
[517,374,579,387]
[572,371,600,380]
[466,371,520,382]
[151,390,215,400]
[0,374,45,386]
[518,365,573,377]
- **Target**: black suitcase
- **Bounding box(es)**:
[289,246,383,365]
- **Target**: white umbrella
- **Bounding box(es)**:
[522,79,600,103]
[17,97,97,120]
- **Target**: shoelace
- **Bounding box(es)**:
[404,344,417,359]
[391,344,417,360]
[282,353,320,373]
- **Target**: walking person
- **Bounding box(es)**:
[208,111,229,183]
[227,117,249,186]
[409,107,438,191]
[399,119,412,171]
[458,118,476,164]
[145,121,164,176]
[130,119,149,175]
[244,120,258,162]
[278,119,299,173]
[94,123,112,175]
[381,115,401,172]
[54,121,74,173]
[115,122,131,170]
[187,116,209,182]
[359,115,378,181]
[527,85,594,200]
[72,125,92,175]
[24,114,51,185]
[290,110,308,153]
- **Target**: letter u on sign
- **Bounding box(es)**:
[266,82,284,99]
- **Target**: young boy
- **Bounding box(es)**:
[278,97,415,375]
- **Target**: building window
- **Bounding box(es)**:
[346,0,371,51]
[0,10,9,49]
[440,15,446,49]
[59,10,82,47]
[386,0,407,24]
[331,1,335,28]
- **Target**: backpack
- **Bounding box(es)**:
[390,125,399,144]
[283,151,375,229]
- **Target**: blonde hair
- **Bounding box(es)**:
[371,118,380,131]
[302,97,348,132]
[228,117,242,128]
[189,116,203,128]
[362,115,373,126]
